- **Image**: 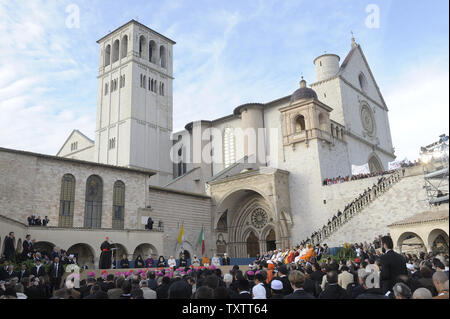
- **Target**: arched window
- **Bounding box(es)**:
[149,40,156,63]
[359,72,368,92]
[177,148,186,176]
[140,74,143,88]
[139,35,146,59]
[161,83,164,96]
[160,45,166,68]
[84,175,103,229]
[59,174,75,227]
[121,35,128,58]
[223,127,236,168]
[295,115,306,132]
[112,39,120,63]
[143,76,146,89]
[112,181,125,229]
[104,45,111,67]
[150,79,154,92]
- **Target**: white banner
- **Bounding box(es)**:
[141,216,149,225]
[388,161,401,170]
[351,163,370,175]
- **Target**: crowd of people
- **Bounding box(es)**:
[1,232,85,269]
[26,215,49,227]
[118,253,231,269]
[1,234,448,299]
[322,170,396,186]
[322,159,422,186]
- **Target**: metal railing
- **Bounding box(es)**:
[310,171,402,245]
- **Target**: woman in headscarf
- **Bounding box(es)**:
[135,255,145,268]
[191,255,200,268]
[120,254,130,268]
[157,256,166,268]
[145,255,154,268]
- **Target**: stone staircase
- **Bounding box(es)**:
[313,171,430,247]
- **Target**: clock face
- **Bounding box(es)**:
[360,104,375,136]
[251,208,268,229]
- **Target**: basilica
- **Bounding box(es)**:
[1,20,401,266]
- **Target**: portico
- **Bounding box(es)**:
[208,167,292,258]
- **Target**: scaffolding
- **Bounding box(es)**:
[421,135,449,206]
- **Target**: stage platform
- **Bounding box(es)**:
[75,265,251,280]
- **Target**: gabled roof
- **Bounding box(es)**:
[337,44,388,111]
[389,209,449,227]
[1,146,156,176]
[56,129,94,156]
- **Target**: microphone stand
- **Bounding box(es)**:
[110,240,117,270]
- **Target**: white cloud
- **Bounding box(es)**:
[385,60,449,161]
[0,0,96,155]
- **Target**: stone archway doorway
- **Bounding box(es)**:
[266,229,276,251]
[246,232,259,257]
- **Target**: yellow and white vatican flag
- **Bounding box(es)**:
[177,224,185,252]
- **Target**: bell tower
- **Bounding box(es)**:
[94,20,175,185]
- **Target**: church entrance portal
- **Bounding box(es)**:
[266,229,276,251]
[246,231,259,257]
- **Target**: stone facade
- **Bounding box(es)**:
[1,22,411,262]
[324,173,431,246]
[0,147,152,230]
[144,186,212,258]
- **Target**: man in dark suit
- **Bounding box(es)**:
[222,253,231,266]
[284,270,315,299]
[0,260,10,280]
[4,232,15,261]
[310,263,325,283]
[48,256,65,291]
[3,265,17,280]
[236,279,252,299]
[315,244,323,261]
[145,217,154,230]
[379,236,407,293]
[319,271,349,299]
[276,265,293,295]
[18,264,30,281]
[31,258,46,277]
[21,234,33,261]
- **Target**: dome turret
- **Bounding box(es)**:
[290,77,318,103]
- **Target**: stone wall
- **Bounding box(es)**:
[0,148,149,229]
[146,186,212,258]
[0,214,164,268]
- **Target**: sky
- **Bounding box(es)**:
[0,0,448,162]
